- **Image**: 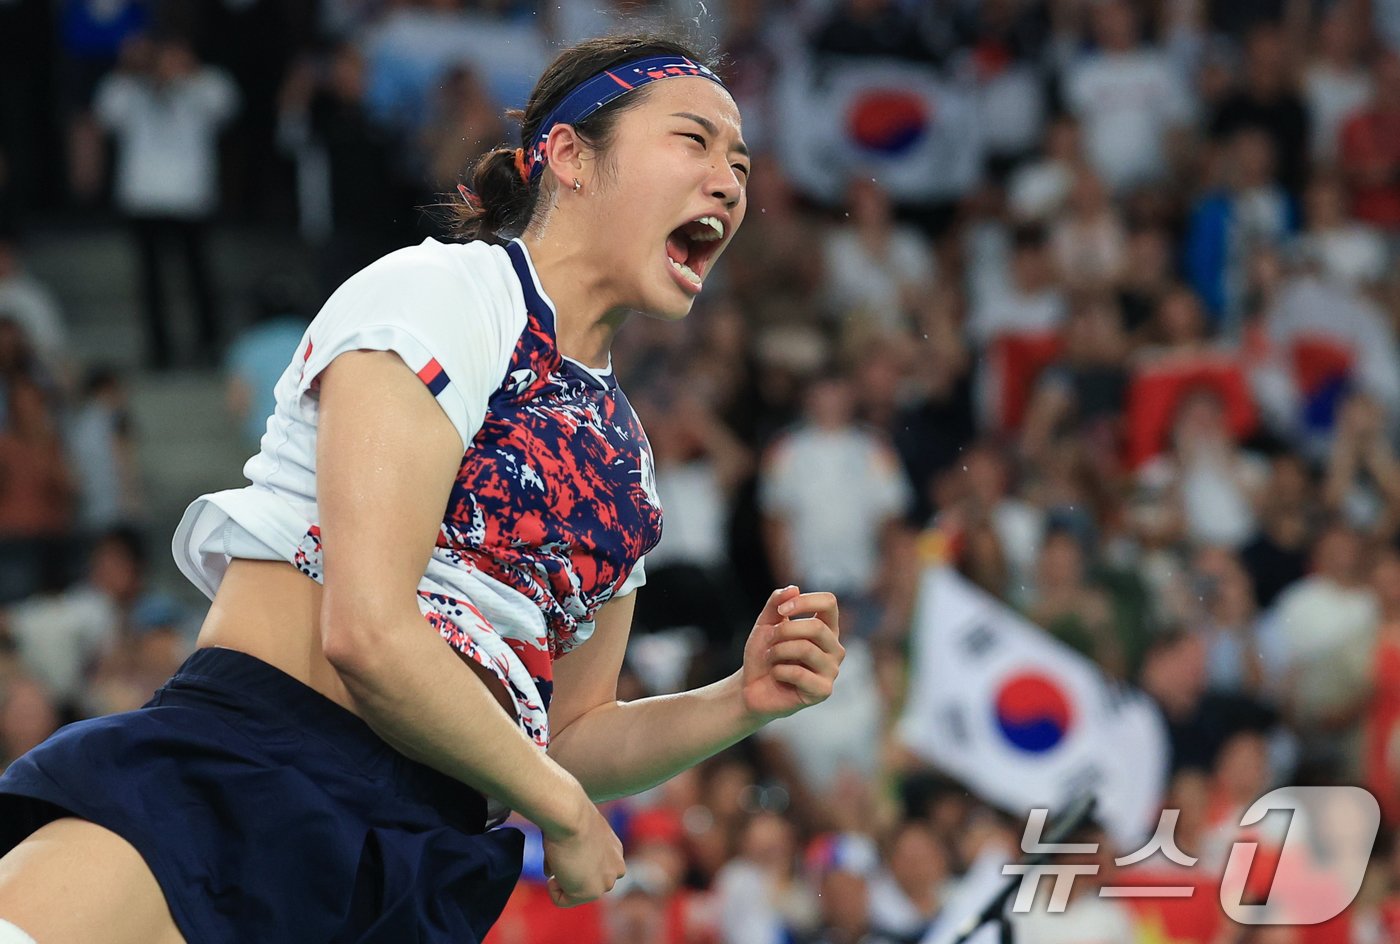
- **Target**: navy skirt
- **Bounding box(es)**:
[0,647,524,943]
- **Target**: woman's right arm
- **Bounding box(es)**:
[315,349,624,905]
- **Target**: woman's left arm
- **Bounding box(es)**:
[547,586,843,802]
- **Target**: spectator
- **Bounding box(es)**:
[549,0,685,51]
[601,860,675,944]
[94,34,239,369]
[1020,297,1129,465]
[1293,172,1387,291]
[1321,393,1400,537]
[0,375,74,548]
[5,545,118,717]
[1116,225,1177,338]
[68,367,143,532]
[85,594,189,717]
[1009,823,1136,943]
[1025,528,1124,677]
[939,441,1043,602]
[1137,387,1269,551]
[0,674,58,772]
[800,832,882,944]
[760,375,912,638]
[1339,52,1400,230]
[1352,830,1400,942]
[723,155,825,329]
[1365,548,1400,826]
[712,812,818,944]
[1137,629,1277,774]
[821,178,935,338]
[277,43,405,293]
[1185,127,1297,328]
[1050,168,1126,291]
[1199,730,1282,867]
[1256,273,1400,445]
[1240,454,1316,610]
[890,293,975,524]
[868,819,950,943]
[810,0,935,63]
[181,0,308,223]
[968,224,1065,346]
[632,387,753,676]
[1272,523,1377,772]
[950,0,1050,174]
[1303,3,1372,165]
[1006,115,1080,225]
[58,0,149,203]
[1210,24,1311,195]
[1184,546,1270,700]
[420,65,507,192]
[1062,0,1194,194]
[0,236,69,385]
[359,0,548,133]
[224,274,310,449]
[753,635,885,816]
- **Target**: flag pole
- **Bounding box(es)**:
[949,794,1099,944]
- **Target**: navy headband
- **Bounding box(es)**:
[519,55,726,184]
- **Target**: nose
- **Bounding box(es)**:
[707,163,742,210]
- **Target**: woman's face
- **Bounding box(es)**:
[578,77,749,319]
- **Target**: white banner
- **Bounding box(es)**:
[897,567,1168,851]
[773,58,983,205]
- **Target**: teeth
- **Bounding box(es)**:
[691,216,724,241]
[670,258,702,286]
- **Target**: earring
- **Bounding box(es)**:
[572,178,582,192]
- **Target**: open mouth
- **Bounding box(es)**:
[665,215,725,291]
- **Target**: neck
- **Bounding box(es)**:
[520,228,629,369]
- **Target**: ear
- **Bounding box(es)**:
[542,123,589,191]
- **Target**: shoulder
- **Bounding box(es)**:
[329,238,518,328]
[352,237,506,290]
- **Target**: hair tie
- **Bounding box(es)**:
[457,183,483,209]
[513,147,529,184]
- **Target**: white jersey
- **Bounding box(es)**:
[174,237,659,751]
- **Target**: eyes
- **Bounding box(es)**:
[679,132,750,181]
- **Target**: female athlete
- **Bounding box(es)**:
[0,33,844,944]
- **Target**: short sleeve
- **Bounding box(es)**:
[295,240,520,449]
[613,555,647,598]
[196,68,241,126]
[757,436,797,514]
[93,75,135,130]
[867,440,911,520]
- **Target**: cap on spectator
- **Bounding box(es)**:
[131,595,185,635]
[803,832,880,879]
[626,807,686,849]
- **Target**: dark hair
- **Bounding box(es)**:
[451,34,718,243]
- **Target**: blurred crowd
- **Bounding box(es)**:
[10,0,1400,940]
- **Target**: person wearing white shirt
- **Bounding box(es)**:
[821,178,936,337]
[94,36,239,369]
[1293,174,1387,290]
[0,238,68,384]
[1304,5,1373,164]
[1063,0,1194,193]
[759,375,913,619]
[969,224,1066,346]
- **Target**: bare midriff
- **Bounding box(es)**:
[195,558,520,722]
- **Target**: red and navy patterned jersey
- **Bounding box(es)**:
[431,242,663,711]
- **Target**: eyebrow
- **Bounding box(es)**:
[671,112,750,159]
